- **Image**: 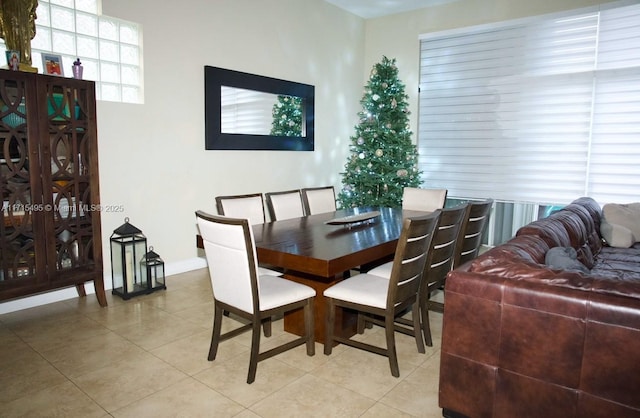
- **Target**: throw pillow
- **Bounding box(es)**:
[600,203,640,248]
[545,246,590,273]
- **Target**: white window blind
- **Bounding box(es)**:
[418,1,640,205]
[220,87,274,135]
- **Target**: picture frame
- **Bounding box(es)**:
[42,54,64,76]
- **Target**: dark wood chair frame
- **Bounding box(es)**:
[361,206,467,347]
[214,192,277,326]
[324,212,440,377]
[196,211,315,384]
[421,204,468,344]
[452,199,494,270]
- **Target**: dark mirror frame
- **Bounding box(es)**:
[204,66,315,151]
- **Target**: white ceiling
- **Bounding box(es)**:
[324,0,455,19]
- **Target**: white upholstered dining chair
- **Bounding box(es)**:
[367,205,467,346]
[323,212,440,377]
[452,199,494,270]
[215,193,282,277]
[301,186,337,215]
[402,187,448,212]
[265,189,305,221]
[195,210,315,384]
[216,193,266,225]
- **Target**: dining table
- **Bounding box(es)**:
[197,206,430,343]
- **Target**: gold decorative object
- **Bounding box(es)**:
[0,0,39,72]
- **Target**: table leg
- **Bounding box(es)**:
[281,272,356,344]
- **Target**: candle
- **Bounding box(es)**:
[125,251,134,291]
[151,267,156,288]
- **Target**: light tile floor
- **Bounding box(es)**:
[0,268,445,417]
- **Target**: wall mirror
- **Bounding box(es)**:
[205,66,314,151]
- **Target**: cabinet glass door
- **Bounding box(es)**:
[0,77,39,282]
[45,83,96,276]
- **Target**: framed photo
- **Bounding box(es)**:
[42,54,64,76]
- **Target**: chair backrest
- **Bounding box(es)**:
[387,212,441,311]
[453,199,494,269]
[196,210,259,314]
[402,187,448,212]
[423,204,468,291]
[301,186,336,215]
[215,193,266,225]
[265,189,305,221]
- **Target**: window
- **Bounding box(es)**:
[0,0,143,103]
[418,1,640,208]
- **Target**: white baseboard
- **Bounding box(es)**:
[0,257,208,315]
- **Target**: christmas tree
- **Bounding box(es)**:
[337,56,422,208]
[271,95,303,136]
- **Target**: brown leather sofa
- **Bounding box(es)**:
[439,197,640,418]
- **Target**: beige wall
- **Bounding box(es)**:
[97,0,365,267]
[363,0,621,139]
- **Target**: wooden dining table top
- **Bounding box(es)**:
[252,207,430,280]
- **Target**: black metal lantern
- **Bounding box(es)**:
[110,218,148,299]
[141,246,166,292]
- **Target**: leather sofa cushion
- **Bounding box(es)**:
[468,235,640,299]
[517,211,597,268]
[517,218,572,248]
[563,201,603,256]
[468,235,593,290]
[470,253,640,299]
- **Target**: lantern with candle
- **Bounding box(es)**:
[141,246,166,292]
[110,218,148,299]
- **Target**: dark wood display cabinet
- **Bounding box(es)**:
[0,69,106,307]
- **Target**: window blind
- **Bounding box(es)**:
[418,1,640,205]
[220,87,273,135]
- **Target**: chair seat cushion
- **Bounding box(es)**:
[367,262,393,279]
[323,273,389,308]
[259,275,315,311]
[258,266,282,276]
